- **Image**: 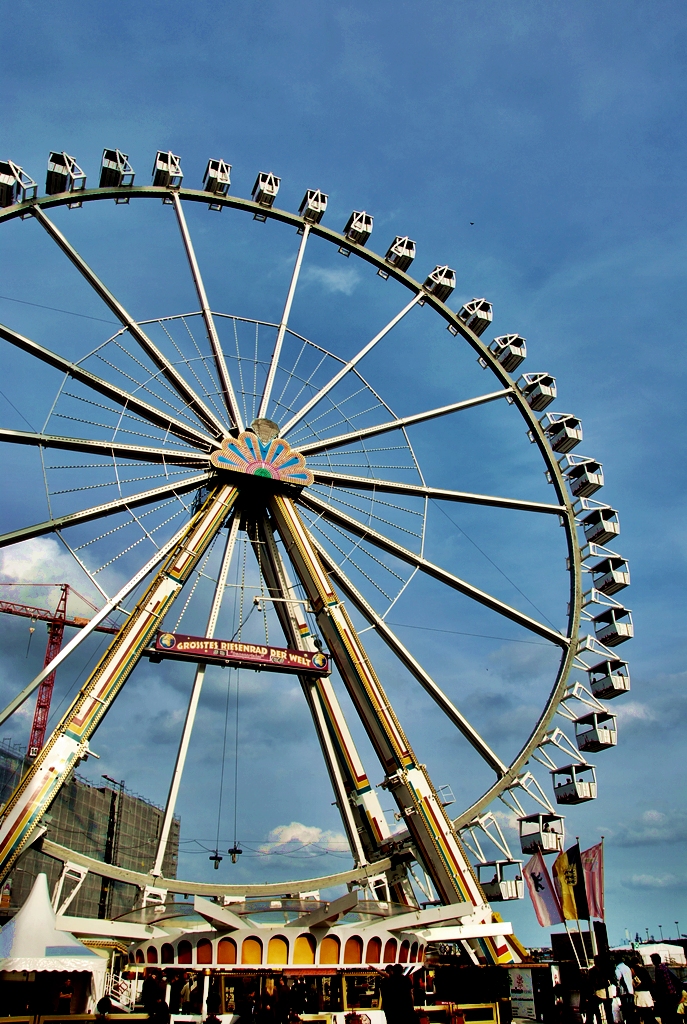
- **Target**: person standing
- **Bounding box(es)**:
[588,955,616,1024]
[650,954,680,1024]
[631,957,655,1024]
[616,958,635,1024]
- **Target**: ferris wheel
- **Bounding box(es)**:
[0,150,632,961]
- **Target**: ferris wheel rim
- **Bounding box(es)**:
[0,180,590,889]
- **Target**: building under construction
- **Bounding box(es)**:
[0,738,179,919]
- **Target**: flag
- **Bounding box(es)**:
[552,843,590,920]
[581,842,604,920]
[524,850,563,927]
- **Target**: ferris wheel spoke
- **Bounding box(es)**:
[311,470,564,515]
[297,389,511,456]
[258,224,311,420]
[312,536,508,776]
[30,206,227,439]
[299,491,568,647]
[171,194,243,431]
[280,292,424,435]
[0,428,210,465]
[0,321,215,450]
[0,471,211,549]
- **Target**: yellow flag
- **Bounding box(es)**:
[552,844,589,921]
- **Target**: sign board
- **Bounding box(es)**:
[508,967,536,1022]
[150,631,330,676]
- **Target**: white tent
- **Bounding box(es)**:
[612,942,686,966]
[0,873,107,1002]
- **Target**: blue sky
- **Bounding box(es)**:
[0,0,685,947]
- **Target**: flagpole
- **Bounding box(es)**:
[565,920,584,971]
[576,837,592,966]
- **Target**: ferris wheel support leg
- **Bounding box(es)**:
[252,515,392,873]
[151,512,241,878]
[268,494,493,914]
[0,484,239,883]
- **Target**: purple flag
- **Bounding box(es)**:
[524,850,563,927]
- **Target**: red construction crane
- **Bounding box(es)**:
[0,583,119,759]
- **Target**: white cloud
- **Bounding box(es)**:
[614,701,657,725]
[0,537,102,616]
[302,265,360,295]
[258,821,349,857]
[610,809,687,847]
[623,874,686,891]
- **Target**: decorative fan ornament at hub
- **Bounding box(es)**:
[210,418,314,487]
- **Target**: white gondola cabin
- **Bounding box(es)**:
[423,265,456,302]
[100,149,135,192]
[574,711,617,753]
[0,160,37,207]
[581,506,620,545]
[477,860,524,902]
[588,658,630,699]
[519,813,565,854]
[541,412,583,453]
[457,298,493,337]
[592,556,630,595]
[299,189,328,224]
[384,235,416,272]
[252,172,280,215]
[46,152,86,203]
[152,151,183,189]
[343,210,373,246]
[203,160,231,208]
[489,334,526,372]
[517,372,557,411]
[552,763,597,805]
[564,457,604,498]
[593,605,633,646]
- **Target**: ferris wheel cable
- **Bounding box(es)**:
[429,499,557,630]
[0,386,36,431]
[70,499,178,552]
[153,517,240,878]
[280,292,423,436]
[292,394,384,441]
[310,471,565,516]
[56,530,110,601]
[306,520,398,603]
[91,506,187,574]
[29,206,228,440]
[0,291,118,325]
[99,336,217,426]
[0,429,211,464]
[298,491,568,647]
[49,469,190,495]
[171,193,243,431]
[297,390,512,457]
[259,223,311,420]
[0,322,215,449]
[315,484,425,519]
[253,514,374,866]
[159,317,230,430]
[92,350,212,430]
[0,511,199,730]
[385,621,550,647]
[311,487,423,541]
[0,472,211,551]
[314,540,507,776]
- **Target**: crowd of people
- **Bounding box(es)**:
[583,952,686,1024]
